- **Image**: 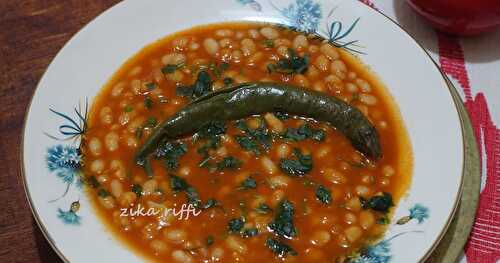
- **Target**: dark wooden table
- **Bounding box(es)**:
[0,1,120,262]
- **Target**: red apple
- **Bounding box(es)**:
[407,0,500,36]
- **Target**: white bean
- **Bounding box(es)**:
[226,236,247,254]
[241,38,256,56]
[320,43,340,60]
[110,179,123,198]
[161,53,186,65]
[359,93,377,106]
[203,38,219,55]
[293,35,309,49]
[99,107,113,125]
[105,132,119,151]
[263,113,284,133]
[215,29,234,38]
[172,250,193,263]
[111,82,126,97]
[261,156,278,174]
[260,27,279,39]
[90,159,105,174]
[88,137,102,156]
[143,179,158,196]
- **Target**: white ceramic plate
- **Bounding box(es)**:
[22,0,464,262]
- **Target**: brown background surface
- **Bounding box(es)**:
[0,1,120,262]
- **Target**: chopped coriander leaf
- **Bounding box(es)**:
[268,48,309,75]
[282,124,325,142]
[223,77,234,86]
[360,193,394,213]
[97,189,110,198]
[176,70,212,100]
[144,97,153,109]
[144,117,158,128]
[262,39,275,48]
[279,148,313,177]
[131,184,143,198]
[235,135,260,155]
[268,199,297,239]
[266,238,298,257]
[169,175,189,192]
[217,156,242,171]
[239,176,257,190]
[235,120,272,154]
[228,218,245,233]
[156,141,187,170]
[186,186,201,208]
[145,82,157,91]
[203,198,219,209]
[241,228,259,238]
[161,64,181,74]
[206,235,214,246]
[377,216,390,225]
[255,203,272,214]
[169,175,201,207]
[315,185,332,204]
[124,105,134,112]
[86,176,100,188]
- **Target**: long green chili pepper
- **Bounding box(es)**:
[135,82,381,164]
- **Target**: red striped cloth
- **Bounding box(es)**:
[360,0,500,262]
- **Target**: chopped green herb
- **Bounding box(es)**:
[161,64,182,74]
[241,228,259,238]
[235,120,271,155]
[131,184,143,198]
[223,77,234,86]
[169,175,201,207]
[235,135,261,155]
[216,156,242,171]
[267,48,309,75]
[262,39,275,48]
[377,216,390,225]
[266,238,298,257]
[124,105,134,112]
[97,189,110,198]
[209,62,230,78]
[156,142,188,170]
[206,235,214,246]
[239,176,257,190]
[186,186,201,208]
[203,198,219,209]
[268,199,297,239]
[360,193,394,213]
[176,70,213,100]
[279,148,313,177]
[144,97,153,109]
[315,185,332,204]
[169,175,189,192]
[86,176,100,188]
[255,203,272,214]
[145,82,157,91]
[282,124,325,142]
[228,218,245,233]
[144,117,158,128]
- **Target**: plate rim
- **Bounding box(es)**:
[19,1,468,262]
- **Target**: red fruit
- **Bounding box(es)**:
[407,0,500,36]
